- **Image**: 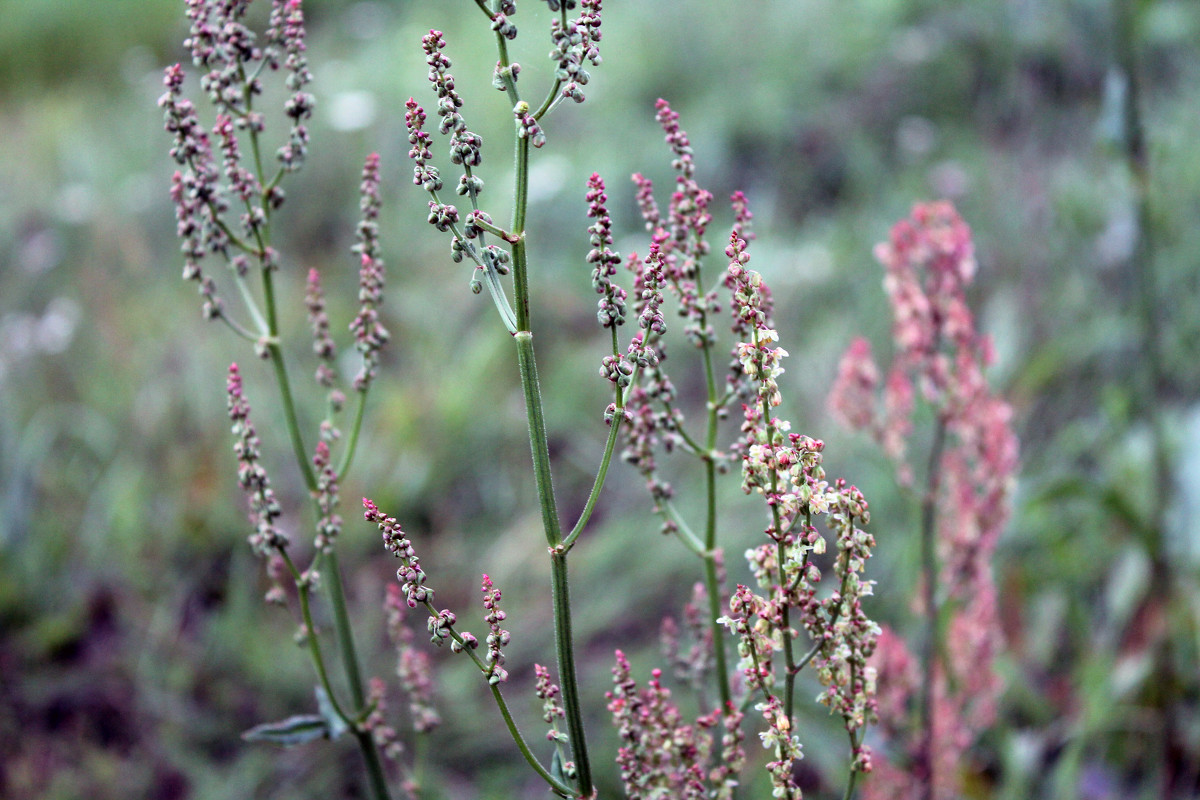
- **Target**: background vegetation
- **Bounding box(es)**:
[2,0,1198,797]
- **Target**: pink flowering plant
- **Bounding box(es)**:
[159,2,1015,799]
[829,203,1018,799]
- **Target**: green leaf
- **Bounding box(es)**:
[242,686,349,746]
[242,714,330,746]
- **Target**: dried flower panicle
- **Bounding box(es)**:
[407,34,520,298]
[161,65,225,318]
[350,152,390,391]
[534,663,567,743]
[480,574,511,685]
[305,268,338,386]
[310,440,342,552]
[365,499,433,609]
[660,582,716,693]
[607,650,716,799]
[586,172,627,330]
[161,0,320,328]
[405,99,442,193]
[386,583,442,734]
[549,0,603,104]
[618,247,678,522]
[422,30,465,137]
[362,677,405,764]
[226,363,287,556]
[649,100,719,349]
[366,498,480,659]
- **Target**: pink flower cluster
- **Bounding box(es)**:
[364,498,433,612]
[586,172,627,329]
[829,202,1018,798]
[607,650,744,800]
[480,574,511,685]
[350,153,389,391]
[534,663,567,744]
[659,581,718,693]
[160,0,321,322]
[550,0,603,104]
[311,440,341,552]
[385,583,441,735]
[617,246,675,517]
[225,363,286,558]
[629,100,718,349]
[720,223,881,783]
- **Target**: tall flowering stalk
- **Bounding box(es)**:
[390,5,616,797]
[160,2,395,798]
[165,2,891,798]
[829,202,1018,799]
[598,102,880,799]
[615,100,738,716]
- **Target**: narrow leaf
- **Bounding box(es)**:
[242,714,329,746]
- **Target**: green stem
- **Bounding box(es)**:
[795,638,823,674]
[262,268,317,492]
[512,166,532,329]
[327,552,393,800]
[214,308,261,342]
[776,536,798,722]
[550,550,590,796]
[490,681,578,797]
[353,728,394,800]
[324,550,367,708]
[842,729,863,800]
[563,408,624,549]
[660,500,707,556]
[284,550,348,723]
[703,458,733,711]
[515,333,561,546]
[336,389,369,480]
[514,331,593,796]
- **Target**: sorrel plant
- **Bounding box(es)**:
[160,1,1014,798]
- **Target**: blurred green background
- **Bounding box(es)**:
[2,0,1199,798]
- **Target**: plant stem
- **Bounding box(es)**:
[514,330,593,796]
[550,549,590,795]
[564,408,624,549]
[1115,2,1182,794]
[515,332,560,544]
[918,414,947,800]
[490,681,577,798]
[284,551,348,721]
[336,389,369,480]
[353,728,394,800]
[506,105,593,792]
[842,729,863,800]
[703,457,733,711]
[259,235,387,796]
[698,320,733,711]
[261,267,317,492]
[325,550,367,708]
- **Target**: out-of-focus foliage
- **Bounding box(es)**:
[2,1,1199,798]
